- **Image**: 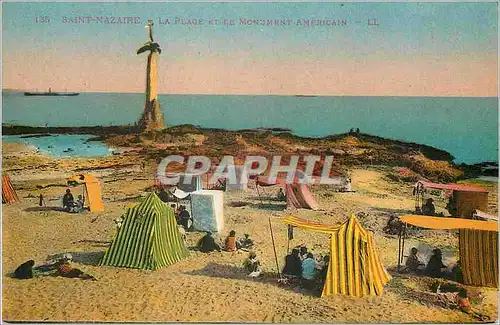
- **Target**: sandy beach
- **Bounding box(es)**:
[2,140,498,323]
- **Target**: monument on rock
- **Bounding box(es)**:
[136,20,165,131]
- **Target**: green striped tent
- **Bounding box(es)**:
[100,193,189,270]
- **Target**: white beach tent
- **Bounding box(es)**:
[190,190,224,233]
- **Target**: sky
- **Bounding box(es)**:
[2,2,498,96]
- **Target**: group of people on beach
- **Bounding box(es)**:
[62,188,85,213]
[420,196,456,217]
[282,246,329,290]
[171,204,193,231]
[196,230,260,276]
[197,230,254,252]
[13,253,96,281]
[404,247,463,282]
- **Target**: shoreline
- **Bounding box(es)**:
[2,124,498,169]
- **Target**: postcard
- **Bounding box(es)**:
[2,1,498,323]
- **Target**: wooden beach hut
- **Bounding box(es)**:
[414,181,488,218]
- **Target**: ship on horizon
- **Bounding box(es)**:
[24,88,79,97]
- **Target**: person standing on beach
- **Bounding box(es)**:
[39,193,46,207]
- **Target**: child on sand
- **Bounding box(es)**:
[455,288,488,320]
[56,254,96,281]
[243,252,261,277]
[405,247,425,273]
[224,230,237,252]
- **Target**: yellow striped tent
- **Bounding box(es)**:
[459,229,498,287]
[100,192,189,270]
[283,215,391,297]
[2,173,19,204]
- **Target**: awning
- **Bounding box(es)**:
[282,215,341,233]
[400,215,498,232]
[417,181,488,193]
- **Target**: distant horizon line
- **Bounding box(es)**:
[2,89,498,99]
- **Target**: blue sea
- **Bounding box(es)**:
[2,134,112,157]
[2,91,498,164]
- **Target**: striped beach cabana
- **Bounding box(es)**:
[283,215,391,297]
[2,173,19,204]
[400,215,498,288]
[100,192,189,270]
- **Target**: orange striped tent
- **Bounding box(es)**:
[2,173,19,204]
[283,215,391,297]
[401,215,498,288]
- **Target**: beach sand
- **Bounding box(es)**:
[2,144,498,323]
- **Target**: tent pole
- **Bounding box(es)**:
[401,223,407,265]
[397,225,402,271]
[287,233,290,255]
[268,216,281,278]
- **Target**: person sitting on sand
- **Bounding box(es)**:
[34,255,66,274]
[316,255,330,282]
[282,248,302,278]
[301,253,317,290]
[197,232,221,253]
[158,188,169,203]
[405,247,425,273]
[74,195,85,212]
[237,234,254,250]
[383,215,402,235]
[224,230,238,252]
[243,251,261,277]
[13,260,35,279]
[299,246,308,261]
[446,195,457,216]
[63,189,74,212]
[452,260,463,283]
[422,198,436,216]
[455,287,489,321]
[171,204,180,224]
[179,206,192,231]
[456,287,472,313]
[56,254,96,281]
[425,248,448,278]
[277,188,286,201]
[178,225,187,243]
